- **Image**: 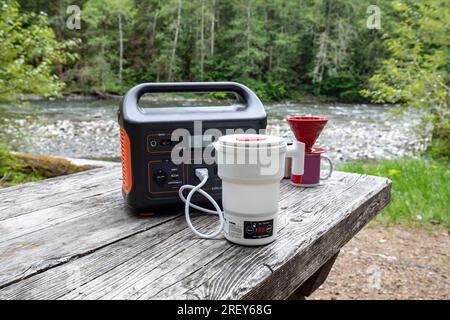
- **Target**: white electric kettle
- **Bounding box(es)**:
[179,134,305,246]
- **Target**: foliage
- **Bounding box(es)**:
[361,0,450,158]
[10,0,449,116]
[16,0,391,101]
[339,158,450,229]
[78,0,135,94]
[240,77,289,101]
[0,0,78,101]
[0,144,44,187]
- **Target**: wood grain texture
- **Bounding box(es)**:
[293,251,339,297]
[0,165,181,289]
[0,167,120,220]
[0,167,391,300]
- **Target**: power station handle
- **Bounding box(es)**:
[124,82,262,111]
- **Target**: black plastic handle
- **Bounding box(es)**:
[133,82,258,107]
[120,82,266,124]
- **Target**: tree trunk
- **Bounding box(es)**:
[269,46,273,72]
[200,0,205,80]
[101,42,105,91]
[246,3,251,63]
[53,2,63,78]
[156,63,161,82]
[168,0,183,81]
[118,14,123,85]
[210,0,215,55]
[313,0,331,93]
[150,2,160,49]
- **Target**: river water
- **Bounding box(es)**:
[0,99,430,162]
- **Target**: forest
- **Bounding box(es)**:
[13,0,391,101]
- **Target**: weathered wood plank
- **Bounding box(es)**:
[0,166,182,289]
[293,251,339,298]
[0,170,391,300]
[0,166,121,220]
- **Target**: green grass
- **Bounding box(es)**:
[339,158,450,228]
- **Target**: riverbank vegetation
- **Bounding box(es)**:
[340,158,450,229]
[0,146,44,187]
[0,1,77,102]
[361,1,449,160]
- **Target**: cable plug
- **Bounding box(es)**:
[195,168,209,181]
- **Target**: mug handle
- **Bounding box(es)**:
[320,155,333,180]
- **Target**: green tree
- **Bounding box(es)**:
[80,0,134,93]
[14,0,396,101]
[0,0,77,101]
[310,0,366,96]
[362,0,450,158]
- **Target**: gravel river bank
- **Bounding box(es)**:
[0,100,430,162]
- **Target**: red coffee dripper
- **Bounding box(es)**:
[287,116,328,186]
[287,116,328,151]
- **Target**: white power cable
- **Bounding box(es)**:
[179,168,224,239]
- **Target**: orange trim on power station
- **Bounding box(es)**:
[120,128,133,194]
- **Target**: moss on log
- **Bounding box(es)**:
[1,152,95,188]
[16,153,94,178]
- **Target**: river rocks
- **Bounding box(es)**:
[0,100,431,162]
[265,102,430,162]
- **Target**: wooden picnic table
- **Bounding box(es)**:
[0,164,391,299]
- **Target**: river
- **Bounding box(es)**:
[0,99,430,163]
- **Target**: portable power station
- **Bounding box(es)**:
[118,82,267,210]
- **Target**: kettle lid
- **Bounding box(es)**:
[218,134,286,150]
